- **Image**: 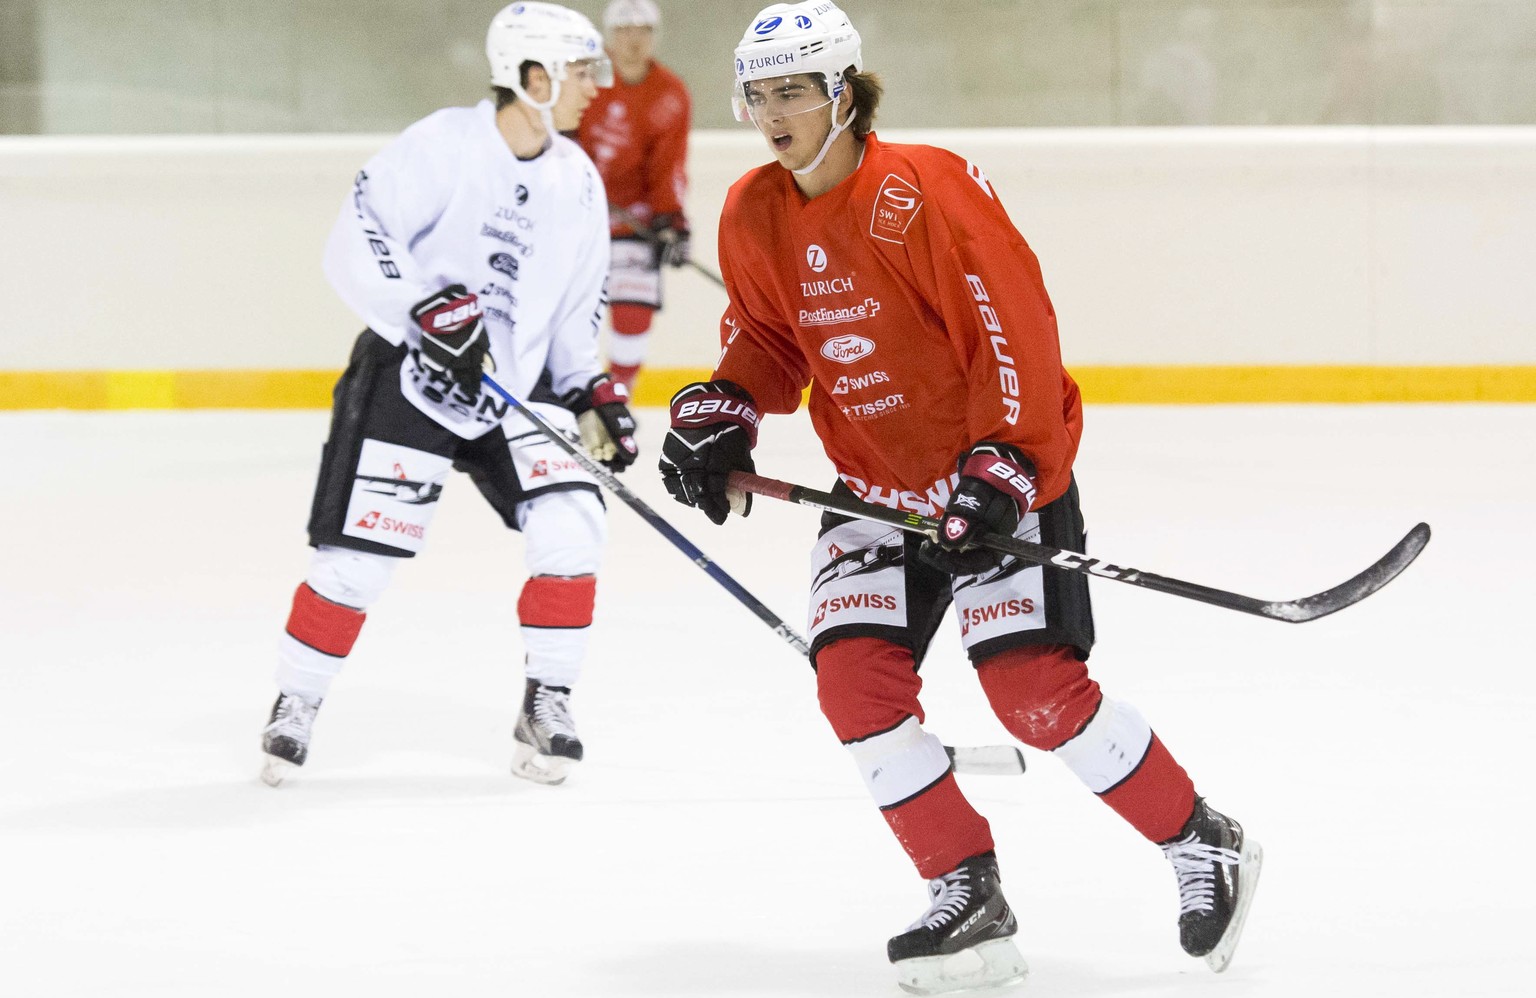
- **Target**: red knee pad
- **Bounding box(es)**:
[610,304,654,336]
[814,637,923,743]
[976,644,1101,751]
[517,575,597,628]
[287,582,366,657]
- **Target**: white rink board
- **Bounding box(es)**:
[2,404,1533,996]
[2,127,1535,372]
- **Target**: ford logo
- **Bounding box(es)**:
[820,335,876,364]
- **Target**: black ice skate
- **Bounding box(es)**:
[1160,797,1264,972]
[886,852,1029,996]
[260,692,321,787]
[511,679,583,786]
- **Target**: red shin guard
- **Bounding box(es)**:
[517,575,597,628]
[882,772,996,880]
[1101,734,1197,843]
[286,582,365,657]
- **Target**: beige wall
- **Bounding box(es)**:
[3,127,1534,373]
[3,1,1536,134]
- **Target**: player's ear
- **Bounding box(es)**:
[524,64,552,102]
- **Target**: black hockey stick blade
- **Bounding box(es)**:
[728,472,1430,625]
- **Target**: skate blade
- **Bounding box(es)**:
[511,742,574,786]
[895,937,1029,996]
[1205,838,1263,973]
[260,754,296,787]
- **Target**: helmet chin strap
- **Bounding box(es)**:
[510,71,561,142]
[793,98,857,176]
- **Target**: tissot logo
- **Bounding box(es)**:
[805,244,828,272]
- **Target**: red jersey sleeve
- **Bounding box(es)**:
[643,68,691,223]
[900,153,1081,504]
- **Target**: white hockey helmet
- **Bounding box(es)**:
[731,2,863,124]
[603,0,661,31]
[486,2,613,113]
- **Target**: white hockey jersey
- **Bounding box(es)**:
[323,99,609,439]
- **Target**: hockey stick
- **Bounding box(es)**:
[479,373,1025,776]
[728,472,1430,624]
[608,204,727,289]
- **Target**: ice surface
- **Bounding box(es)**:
[2,404,1532,997]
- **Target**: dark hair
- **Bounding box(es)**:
[492,60,541,108]
[844,69,883,140]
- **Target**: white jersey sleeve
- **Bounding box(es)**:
[321,112,457,346]
[542,146,610,398]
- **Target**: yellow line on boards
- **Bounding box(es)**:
[2,366,1534,410]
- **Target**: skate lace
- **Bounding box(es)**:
[1161,832,1241,915]
[911,869,973,931]
[265,694,319,739]
[532,686,577,739]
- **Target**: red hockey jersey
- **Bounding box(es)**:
[577,60,691,235]
[714,133,1082,517]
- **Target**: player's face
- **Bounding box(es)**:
[607,25,654,67]
[551,59,604,131]
[740,74,835,172]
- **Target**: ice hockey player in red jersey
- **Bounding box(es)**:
[658,3,1262,993]
[577,0,692,391]
[259,3,636,791]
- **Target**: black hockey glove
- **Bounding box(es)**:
[411,285,489,399]
[650,214,691,269]
[660,380,759,525]
[561,374,639,472]
[918,442,1039,576]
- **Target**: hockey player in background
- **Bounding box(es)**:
[659,3,1262,993]
[260,2,637,789]
[576,0,692,392]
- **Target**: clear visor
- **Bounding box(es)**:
[562,56,615,88]
[732,73,833,124]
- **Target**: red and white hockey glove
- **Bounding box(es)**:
[659,380,759,525]
[410,284,489,399]
[564,374,639,473]
[919,442,1039,576]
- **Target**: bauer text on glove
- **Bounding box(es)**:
[918,442,1038,576]
[659,380,758,524]
[410,284,490,399]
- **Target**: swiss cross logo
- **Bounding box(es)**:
[355,511,380,530]
[944,516,967,541]
[813,600,828,626]
[828,543,844,558]
[530,459,549,478]
[392,462,407,480]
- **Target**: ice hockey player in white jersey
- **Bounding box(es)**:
[260,2,635,789]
